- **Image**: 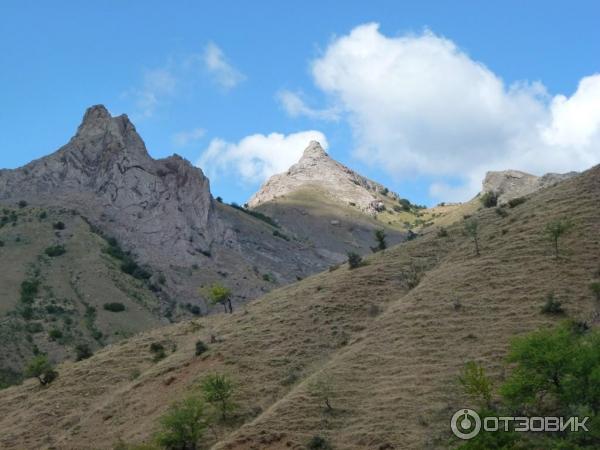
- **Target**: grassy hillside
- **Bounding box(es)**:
[0,166,598,449]
[0,204,164,388]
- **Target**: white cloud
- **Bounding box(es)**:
[308,23,600,201]
[130,68,177,118]
[277,90,339,121]
[203,42,246,90]
[197,131,328,184]
[172,128,206,147]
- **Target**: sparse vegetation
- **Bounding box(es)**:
[204,283,233,314]
[541,292,564,314]
[103,302,126,312]
[24,355,57,386]
[479,191,498,208]
[308,373,335,412]
[464,219,480,256]
[75,343,93,361]
[201,373,236,421]
[149,342,166,362]
[459,361,492,408]
[347,251,364,269]
[307,435,332,450]
[494,207,508,218]
[371,229,387,252]
[45,244,66,257]
[229,202,279,228]
[155,395,209,450]
[544,219,572,259]
[436,227,448,238]
[195,340,208,356]
[272,229,290,241]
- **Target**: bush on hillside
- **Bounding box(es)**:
[75,343,93,361]
[541,293,564,315]
[103,302,126,312]
[507,197,527,208]
[195,340,208,356]
[52,221,65,230]
[479,191,498,208]
[24,355,57,386]
[45,244,66,257]
[347,251,363,269]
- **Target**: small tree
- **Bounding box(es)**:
[544,219,572,259]
[204,283,233,314]
[24,355,57,386]
[155,395,209,450]
[464,219,480,256]
[479,191,498,208]
[201,374,236,421]
[75,343,93,361]
[308,373,335,412]
[371,229,387,252]
[459,361,493,408]
[347,251,363,269]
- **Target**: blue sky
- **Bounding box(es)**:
[1,1,599,205]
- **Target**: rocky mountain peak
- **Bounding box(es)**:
[300,140,328,161]
[482,169,577,204]
[247,141,397,213]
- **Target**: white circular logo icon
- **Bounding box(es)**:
[451,409,481,440]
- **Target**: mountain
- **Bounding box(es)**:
[482,169,577,204]
[248,141,412,258]
[0,106,420,382]
[1,163,597,449]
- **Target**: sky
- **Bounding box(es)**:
[1,1,599,206]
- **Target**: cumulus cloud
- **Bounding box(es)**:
[203,42,246,90]
[277,90,339,121]
[172,128,206,147]
[197,131,328,184]
[308,23,600,201]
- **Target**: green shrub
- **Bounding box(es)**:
[272,229,290,241]
[459,361,493,408]
[436,227,448,237]
[371,229,387,252]
[201,373,237,421]
[541,293,564,315]
[48,328,63,341]
[25,322,43,334]
[195,340,208,356]
[204,283,233,314]
[544,219,573,259]
[150,342,166,362]
[479,191,498,208]
[229,203,279,228]
[347,251,363,269]
[0,240,4,247]
[20,279,40,303]
[103,302,126,312]
[307,435,332,450]
[75,343,93,361]
[507,196,526,208]
[45,244,66,257]
[38,211,47,220]
[18,200,28,208]
[24,355,57,385]
[155,395,209,450]
[52,221,65,230]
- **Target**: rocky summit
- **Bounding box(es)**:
[482,169,577,204]
[248,141,397,215]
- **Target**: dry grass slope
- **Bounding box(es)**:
[0,166,598,449]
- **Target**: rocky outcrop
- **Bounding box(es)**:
[482,169,577,204]
[0,106,331,313]
[247,141,397,214]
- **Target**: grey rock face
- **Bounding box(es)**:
[247,141,397,215]
[0,105,216,264]
[0,106,331,312]
[482,169,577,204]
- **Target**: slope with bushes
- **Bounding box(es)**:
[0,166,598,449]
